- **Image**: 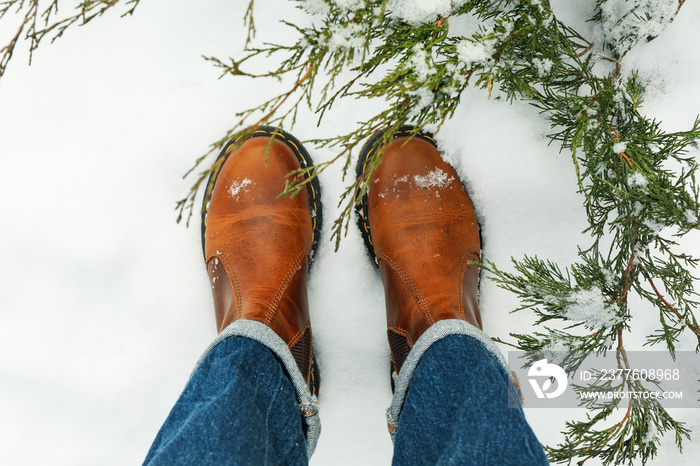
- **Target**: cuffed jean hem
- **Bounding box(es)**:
[189,319,321,457]
[386,319,512,441]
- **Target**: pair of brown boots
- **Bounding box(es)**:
[201,127,482,395]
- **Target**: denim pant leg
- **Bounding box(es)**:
[144,320,320,465]
[390,322,548,465]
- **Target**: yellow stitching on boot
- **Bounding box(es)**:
[288,140,301,154]
[360,157,374,247]
[310,369,316,396]
[201,161,226,219]
[271,135,316,237]
[362,222,373,245]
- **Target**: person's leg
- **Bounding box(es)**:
[391,332,548,465]
[356,127,547,464]
[144,128,322,463]
[144,335,309,465]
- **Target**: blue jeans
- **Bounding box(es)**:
[144,321,548,465]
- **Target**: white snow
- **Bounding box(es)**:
[300,0,331,16]
[595,0,678,56]
[1,0,699,465]
[562,288,623,329]
[407,87,435,118]
[532,57,554,77]
[322,22,366,53]
[385,0,465,26]
[413,168,454,189]
[644,218,665,235]
[643,418,660,445]
[539,336,573,367]
[613,141,627,154]
[333,0,363,12]
[394,175,408,185]
[409,44,434,82]
[456,38,495,68]
[627,171,648,189]
[228,178,253,198]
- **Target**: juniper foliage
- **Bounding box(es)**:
[2,1,698,464]
[0,0,141,77]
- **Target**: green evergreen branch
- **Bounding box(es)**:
[0,0,140,78]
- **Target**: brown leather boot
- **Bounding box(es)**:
[356,127,482,376]
[200,127,322,393]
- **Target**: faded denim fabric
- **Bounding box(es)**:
[144,320,547,465]
[186,320,320,453]
[391,332,549,465]
[143,324,314,465]
[387,319,513,437]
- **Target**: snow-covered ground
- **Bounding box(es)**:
[0,1,698,464]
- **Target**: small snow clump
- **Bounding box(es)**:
[613,141,627,154]
[627,171,648,189]
[334,0,363,11]
[632,201,643,216]
[642,419,659,445]
[385,0,466,26]
[563,287,622,328]
[532,57,554,77]
[300,0,330,15]
[456,38,495,68]
[632,243,648,265]
[407,87,435,118]
[229,178,253,198]
[409,44,435,81]
[539,337,572,367]
[596,0,677,56]
[414,168,454,189]
[643,218,665,235]
[323,22,366,53]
